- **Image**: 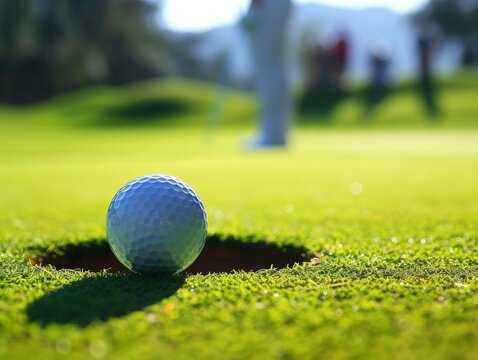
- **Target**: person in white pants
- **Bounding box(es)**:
[243,0,292,149]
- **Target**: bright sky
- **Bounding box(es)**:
[161,0,429,32]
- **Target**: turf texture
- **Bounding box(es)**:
[0,76,477,359]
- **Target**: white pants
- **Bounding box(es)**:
[248,0,292,145]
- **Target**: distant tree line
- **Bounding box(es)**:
[0,0,180,104]
[416,0,478,66]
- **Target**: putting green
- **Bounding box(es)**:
[0,78,477,359]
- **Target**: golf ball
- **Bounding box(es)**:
[106,174,208,274]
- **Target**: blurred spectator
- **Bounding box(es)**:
[330,30,350,90]
[417,24,440,116]
[308,44,332,89]
[299,28,350,119]
[306,30,350,91]
[362,40,392,118]
[243,0,292,149]
[369,40,391,89]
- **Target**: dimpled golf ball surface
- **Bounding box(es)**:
[107,175,208,273]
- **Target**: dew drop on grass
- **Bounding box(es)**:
[350,182,363,196]
[146,313,157,324]
[13,219,25,228]
[55,338,72,355]
[284,204,295,214]
[89,340,108,359]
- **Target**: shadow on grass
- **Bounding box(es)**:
[27,236,311,326]
[94,97,194,127]
[27,273,185,327]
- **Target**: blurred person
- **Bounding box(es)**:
[315,44,333,89]
[362,40,392,117]
[369,40,391,89]
[299,38,348,119]
[298,23,322,89]
[417,24,440,116]
[330,30,350,90]
[242,0,292,149]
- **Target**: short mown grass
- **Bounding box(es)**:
[0,75,477,359]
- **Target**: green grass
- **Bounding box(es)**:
[0,75,477,359]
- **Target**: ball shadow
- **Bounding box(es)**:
[27,273,185,327]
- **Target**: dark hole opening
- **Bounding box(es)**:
[30,236,313,274]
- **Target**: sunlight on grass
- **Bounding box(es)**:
[0,76,477,359]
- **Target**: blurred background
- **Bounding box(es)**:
[0,0,478,131]
[0,0,476,107]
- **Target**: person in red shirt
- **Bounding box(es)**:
[331,30,349,89]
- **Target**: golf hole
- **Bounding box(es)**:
[30,236,313,274]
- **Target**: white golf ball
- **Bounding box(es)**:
[106,174,208,273]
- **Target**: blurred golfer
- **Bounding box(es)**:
[243,0,292,149]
